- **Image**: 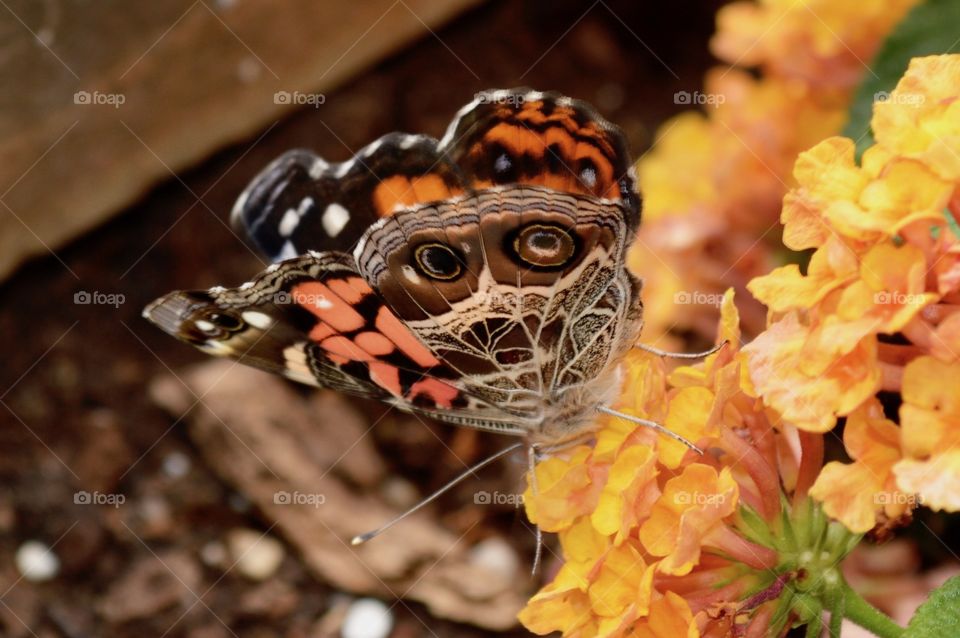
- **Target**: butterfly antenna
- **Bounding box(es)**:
[351,441,525,546]
[597,406,704,454]
[528,444,543,576]
[634,340,728,359]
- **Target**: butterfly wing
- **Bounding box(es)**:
[232,89,638,262]
[142,252,526,434]
[151,90,642,441]
[439,88,640,231]
[231,134,467,262]
[354,185,643,426]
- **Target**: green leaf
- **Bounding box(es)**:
[843,0,960,158]
[906,576,960,638]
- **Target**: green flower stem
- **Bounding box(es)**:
[840,579,904,638]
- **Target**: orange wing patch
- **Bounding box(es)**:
[465,101,622,200]
[292,278,460,407]
[372,174,464,217]
[374,306,441,368]
[409,378,460,409]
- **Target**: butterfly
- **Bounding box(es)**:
[144,89,710,543]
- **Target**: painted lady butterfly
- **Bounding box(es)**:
[144,90,706,541]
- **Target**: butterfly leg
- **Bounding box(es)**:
[528,443,543,576]
[597,406,704,454]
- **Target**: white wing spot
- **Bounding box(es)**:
[322,203,350,238]
[297,197,314,215]
[195,320,216,333]
[201,341,233,355]
[242,311,273,329]
[401,264,421,284]
[278,209,299,237]
[276,242,298,261]
[363,138,384,156]
[580,166,597,188]
[334,160,353,178]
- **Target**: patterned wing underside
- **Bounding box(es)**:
[354,185,643,428]
[169,89,645,439]
[231,89,639,262]
[142,253,526,434]
[440,88,640,232]
[231,135,465,262]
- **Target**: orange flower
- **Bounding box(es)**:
[872,55,960,181]
[744,56,960,524]
[521,293,826,637]
[630,0,916,347]
[809,399,909,532]
[638,464,739,575]
[742,312,880,432]
[894,356,960,511]
[712,0,918,90]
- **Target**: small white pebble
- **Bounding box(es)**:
[15,541,60,582]
[469,536,519,584]
[227,529,285,581]
[162,451,191,478]
[342,598,393,638]
[200,541,228,568]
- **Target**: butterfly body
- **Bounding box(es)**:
[145,89,643,451]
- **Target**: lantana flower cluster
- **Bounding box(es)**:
[521,294,839,636]
[630,0,918,345]
[519,54,960,638]
[745,54,960,523]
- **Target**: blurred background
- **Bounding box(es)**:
[0,0,797,636]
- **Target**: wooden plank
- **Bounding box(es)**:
[0,0,483,280]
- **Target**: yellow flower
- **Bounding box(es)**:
[808,399,910,532]
[591,445,660,544]
[873,55,960,181]
[638,465,739,575]
[745,55,960,525]
[742,312,880,432]
[521,292,790,637]
[894,356,960,510]
[524,447,599,533]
